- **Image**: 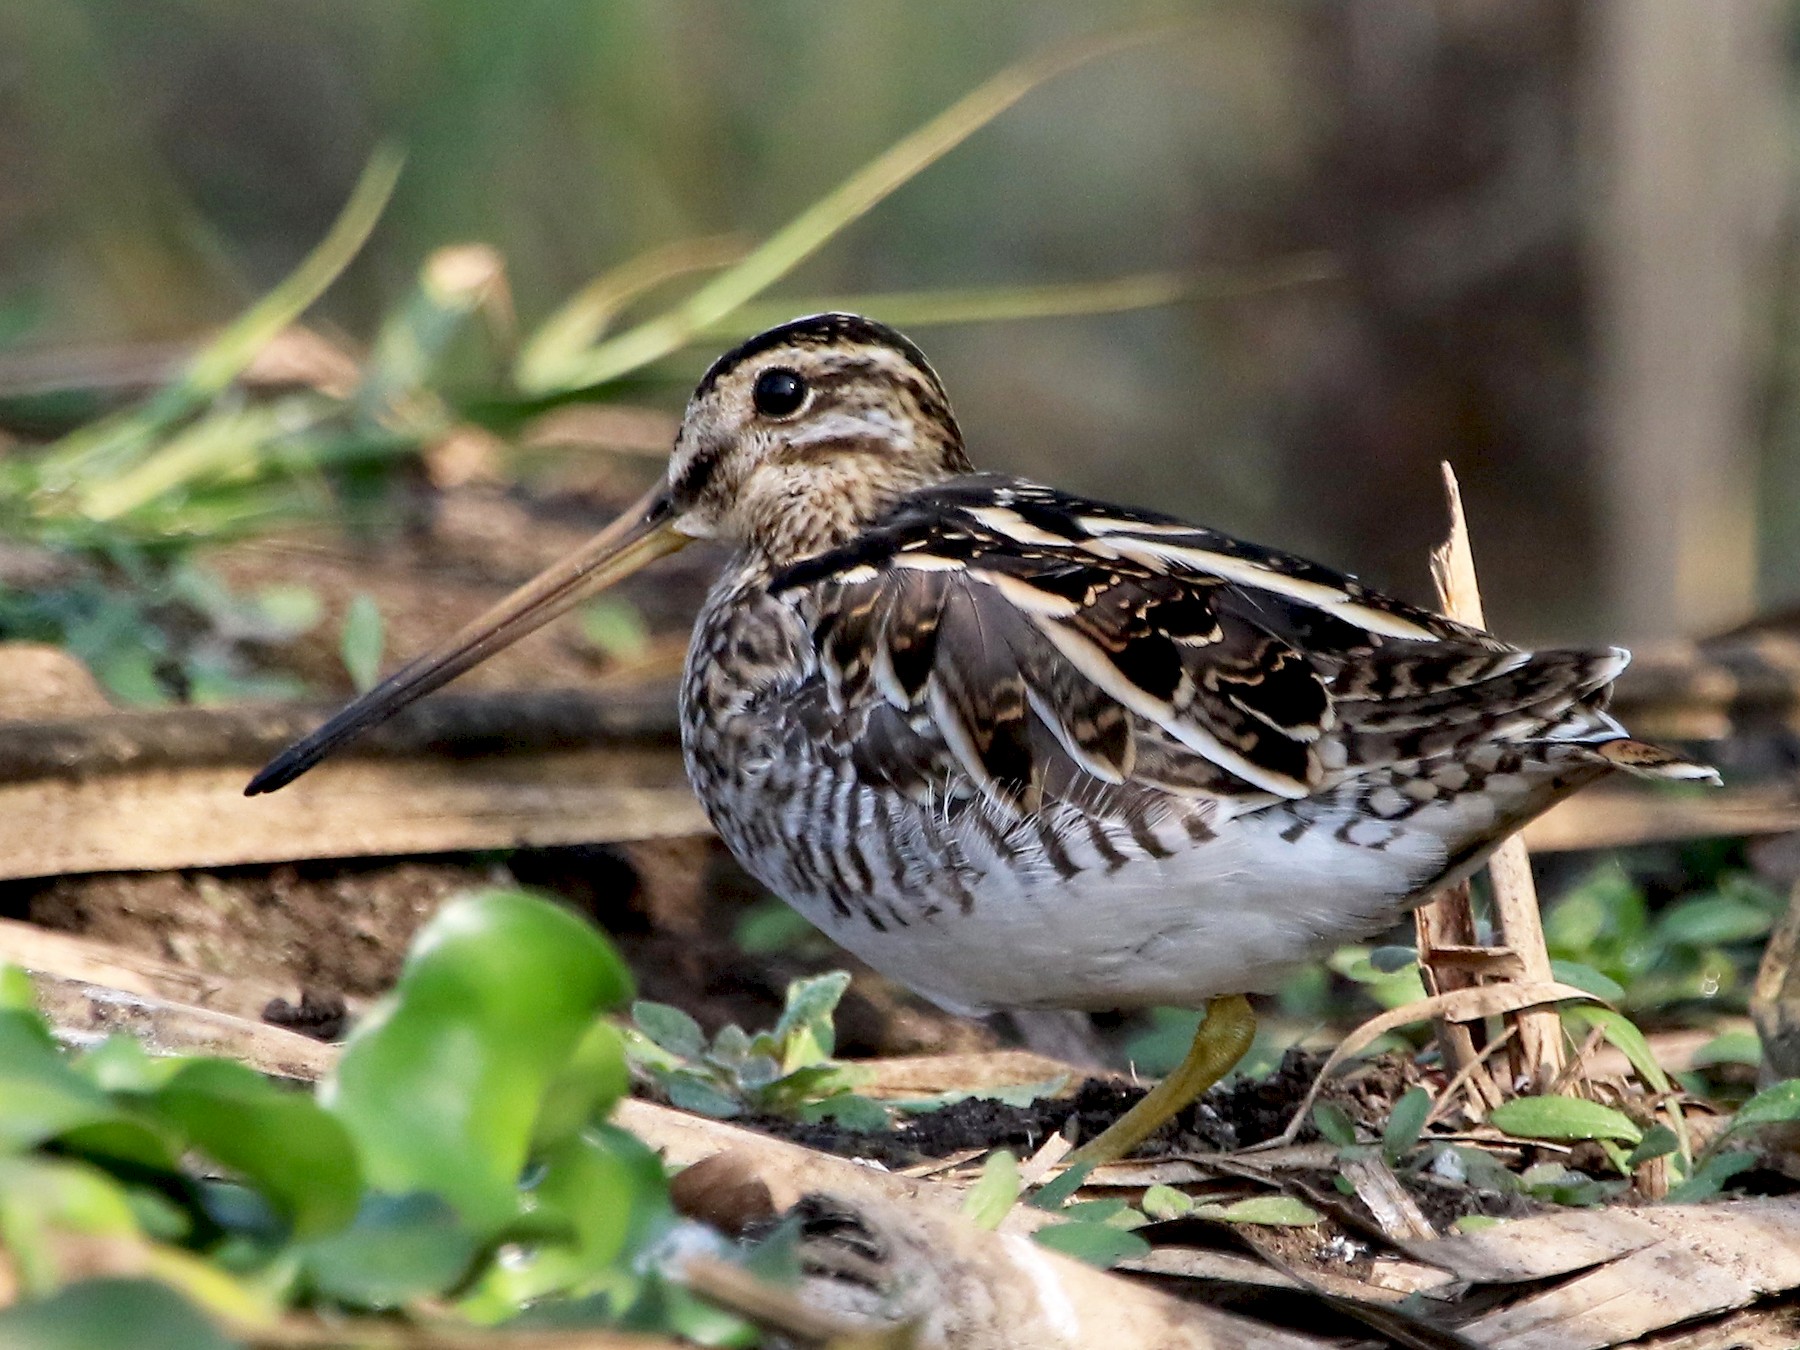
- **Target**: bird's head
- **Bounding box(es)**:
[245,313,967,794]
[666,312,971,560]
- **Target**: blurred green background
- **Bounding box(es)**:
[1,0,1796,646]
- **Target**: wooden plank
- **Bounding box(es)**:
[0,745,705,881]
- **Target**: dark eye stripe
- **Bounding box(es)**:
[671,450,720,504]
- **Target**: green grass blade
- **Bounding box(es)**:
[699,257,1339,337]
[74,402,307,523]
[517,236,745,392]
[37,144,402,489]
[522,28,1179,393]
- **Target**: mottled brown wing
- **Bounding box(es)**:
[773,476,1701,814]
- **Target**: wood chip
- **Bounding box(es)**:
[1339,1155,1437,1243]
[33,972,336,1082]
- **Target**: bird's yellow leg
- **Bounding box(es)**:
[1068,994,1256,1166]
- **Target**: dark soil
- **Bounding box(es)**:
[738,1048,1335,1166]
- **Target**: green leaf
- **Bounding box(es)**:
[1549,960,1627,1004]
[72,1035,178,1094]
[1726,1078,1800,1132]
[962,1150,1021,1230]
[1368,945,1419,974]
[632,1001,705,1061]
[301,1192,482,1309]
[1546,866,1647,955]
[149,1058,361,1239]
[0,1012,138,1154]
[339,593,384,693]
[1654,895,1773,948]
[531,1019,630,1151]
[475,1124,672,1309]
[1693,1028,1762,1067]
[0,964,35,1012]
[798,1093,889,1132]
[1666,1151,1758,1203]
[773,970,852,1068]
[325,889,634,1233]
[1032,1220,1150,1268]
[1382,1087,1433,1164]
[733,900,821,957]
[661,1072,743,1119]
[1625,1124,1681,1168]
[1453,1214,1502,1235]
[578,597,651,663]
[1312,1102,1359,1147]
[0,1278,237,1350]
[1563,1008,1670,1093]
[1489,1095,1643,1145]
[1196,1196,1324,1227]
[252,582,324,635]
[1028,1162,1091,1211]
[1140,1184,1194,1221]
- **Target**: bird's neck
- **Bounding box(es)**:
[736,454,959,569]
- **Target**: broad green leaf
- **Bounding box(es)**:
[1625,1124,1680,1168]
[1140,1184,1194,1221]
[300,1192,481,1309]
[1196,1196,1324,1227]
[1693,1028,1762,1067]
[1032,1220,1150,1268]
[0,964,35,1012]
[661,1072,743,1119]
[1726,1078,1800,1132]
[1666,1151,1758,1203]
[72,1035,178,1094]
[477,1125,671,1307]
[962,1150,1021,1230]
[632,1001,705,1060]
[773,970,852,1067]
[1312,1102,1359,1147]
[1028,1162,1091,1211]
[149,1058,361,1239]
[0,1278,236,1350]
[0,1013,135,1154]
[798,1093,889,1132]
[325,890,633,1233]
[1382,1087,1433,1163]
[1549,960,1627,1004]
[1545,867,1647,954]
[1489,1095,1642,1145]
[1654,895,1773,948]
[733,901,820,956]
[339,594,384,693]
[531,1020,630,1151]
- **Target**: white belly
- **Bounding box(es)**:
[750,783,1514,1016]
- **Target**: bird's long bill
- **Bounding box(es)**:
[244,482,689,796]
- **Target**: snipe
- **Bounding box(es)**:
[249,313,1716,1163]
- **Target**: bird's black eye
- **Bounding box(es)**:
[752,367,808,418]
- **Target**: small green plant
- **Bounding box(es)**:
[0,890,751,1344]
[626,971,887,1130]
[1545,864,1785,1013]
